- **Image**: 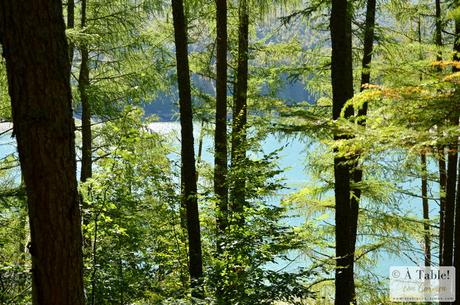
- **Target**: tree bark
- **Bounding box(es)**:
[0,1,85,305]
[434,0,445,265]
[230,0,249,216]
[442,17,460,269]
[215,0,228,246]
[214,0,229,302]
[359,0,376,94]
[450,16,460,305]
[330,0,355,302]
[79,0,92,183]
[454,154,460,305]
[222,0,250,302]
[439,153,447,264]
[421,153,431,266]
[171,0,204,297]
[349,0,376,269]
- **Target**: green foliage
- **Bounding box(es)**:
[80,107,188,304]
[200,138,316,304]
[0,154,29,305]
[0,0,459,303]
[70,0,171,118]
[0,58,11,120]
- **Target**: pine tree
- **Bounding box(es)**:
[350,0,376,291]
[330,0,355,302]
[230,0,249,215]
[171,0,204,297]
[79,0,92,183]
[0,1,85,304]
[214,0,229,301]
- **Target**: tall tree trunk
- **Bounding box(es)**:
[441,135,457,305]
[415,17,432,268]
[421,153,431,266]
[454,154,460,305]
[349,0,376,276]
[442,17,460,269]
[452,13,460,304]
[171,0,204,297]
[435,0,445,265]
[0,1,85,305]
[224,0,250,302]
[79,0,92,183]
[214,0,228,302]
[215,0,228,247]
[230,0,249,216]
[330,0,355,302]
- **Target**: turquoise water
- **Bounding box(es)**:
[0,129,19,184]
[0,131,16,157]
[149,122,427,278]
[0,122,434,288]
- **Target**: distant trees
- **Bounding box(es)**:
[0,1,84,305]
[1,0,460,303]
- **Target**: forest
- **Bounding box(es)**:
[0,0,459,304]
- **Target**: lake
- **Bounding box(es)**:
[149,122,429,279]
[0,121,434,289]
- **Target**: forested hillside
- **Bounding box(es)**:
[0,0,459,304]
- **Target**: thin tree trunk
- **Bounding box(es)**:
[195,120,205,184]
[434,0,445,267]
[454,154,460,305]
[416,17,432,268]
[0,1,85,305]
[442,17,460,269]
[359,0,376,94]
[452,17,460,305]
[439,153,447,264]
[197,121,205,168]
[421,153,431,266]
[214,0,229,302]
[230,0,249,216]
[441,124,457,305]
[223,0,249,302]
[349,0,376,277]
[330,0,355,302]
[171,0,204,297]
[79,0,92,183]
[215,0,228,247]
